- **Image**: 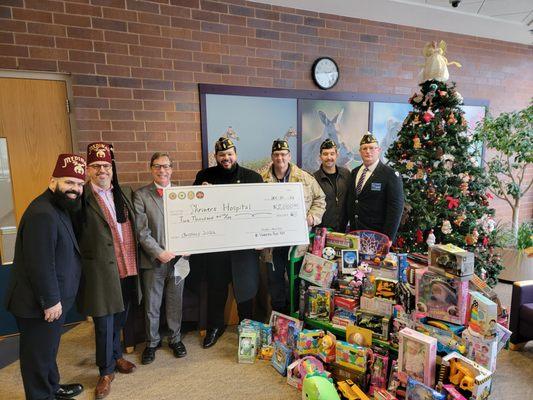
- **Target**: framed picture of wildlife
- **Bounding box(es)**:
[300,99,369,172]
[199,85,488,173]
[201,93,297,171]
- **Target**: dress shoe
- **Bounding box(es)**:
[203,327,225,348]
[169,341,187,358]
[95,374,114,399]
[141,341,162,365]
[115,358,136,374]
[55,383,83,399]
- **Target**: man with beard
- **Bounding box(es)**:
[261,139,326,314]
[347,132,404,242]
[133,152,187,364]
[192,137,263,348]
[313,139,351,232]
[5,154,86,400]
[76,143,139,399]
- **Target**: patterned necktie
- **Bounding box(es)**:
[356,168,369,194]
[156,188,163,197]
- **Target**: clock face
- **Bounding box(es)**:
[312,57,339,90]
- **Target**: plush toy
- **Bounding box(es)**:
[301,374,341,400]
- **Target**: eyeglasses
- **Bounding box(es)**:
[151,164,172,170]
[89,164,112,171]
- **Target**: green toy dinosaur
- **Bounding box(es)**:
[301,374,341,400]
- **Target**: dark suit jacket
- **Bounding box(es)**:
[76,184,140,317]
[5,190,81,318]
[347,161,404,241]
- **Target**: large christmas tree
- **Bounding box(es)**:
[386,42,503,287]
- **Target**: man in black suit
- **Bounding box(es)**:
[347,133,404,242]
[5,154,86,400]
[192,137,263,348]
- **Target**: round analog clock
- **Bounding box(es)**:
[312,57,339,90]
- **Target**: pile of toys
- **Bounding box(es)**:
[237,230,511,400]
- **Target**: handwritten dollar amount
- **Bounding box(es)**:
[272,203,299,210]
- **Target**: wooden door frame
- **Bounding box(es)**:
[0,69,79,153]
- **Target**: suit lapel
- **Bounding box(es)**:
[85,185,107,223]
[56,207,80,253]
[148,183,164,216]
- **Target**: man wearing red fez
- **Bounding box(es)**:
[5,154,86,399]
[75,143,139,399]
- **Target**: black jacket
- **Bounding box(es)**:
[347,161,404,241]
[313,165,351,232]
[5,190,82,318]
[190,163,264,303]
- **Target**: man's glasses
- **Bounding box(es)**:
[151,164,172,170]
[89,164,112,171]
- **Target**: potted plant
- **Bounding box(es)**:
[474,102,533,281]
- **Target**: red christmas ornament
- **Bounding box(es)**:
[416,229,423,243]
[422,110,435,123]
[396,236,405,248]
[482,236,489,246]
[445,196,460,209]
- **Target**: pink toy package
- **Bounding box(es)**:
[415,270,469,325]
[312,227,328,256]
[398,327,437,387]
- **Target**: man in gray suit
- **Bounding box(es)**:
[133,152,187,364]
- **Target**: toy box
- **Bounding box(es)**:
[355,310,391,341]
[413,319,466,355]
[369,353,389,395]
[415,270,469,325]
[297,329,324,356]
[300,252,337,288]
[396,282,416,314]
[335,340,368,373]
[271,340,293,376]
[398,328,437,387]
[269,311,303,346]
[468,291,497,338]
[342,249,359,274]
[306,286,335,321]
[374,277,397,301]
[330,362,368,390]
[318,331,337,363]
[238,327,258,364]
[312,227,328,256]
[461,327,498,372]
[442,384,468,400]
[397,253,409,283]
[441,352,492,400]
[326,231,360,250]
[287,359,303,388]
[335,294,358,312]
[346,325,373,347]
[406,377,445,400]
[361,296,395,317]
[428,244,474,277]
[240,319,272,348]
[332,309,357,328]
[374,388,398,400]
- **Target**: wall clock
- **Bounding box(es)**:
[312,57,339,90]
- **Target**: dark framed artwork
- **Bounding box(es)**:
[300,99,369,172]
[203,93,297,171]
[199,84,488,172]
[371,102,413,164]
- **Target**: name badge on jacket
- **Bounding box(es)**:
[371,182,382,191]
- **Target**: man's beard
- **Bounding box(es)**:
[52,188,82,212]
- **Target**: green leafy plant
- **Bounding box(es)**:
[517,221,533,250]
[474,102,533,239]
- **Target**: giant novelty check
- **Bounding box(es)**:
[163,183,310,254]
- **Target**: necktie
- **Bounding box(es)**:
[156,188,163,197]
[356,168,369,194]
